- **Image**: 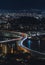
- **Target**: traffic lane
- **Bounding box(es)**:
[0,37,22,44]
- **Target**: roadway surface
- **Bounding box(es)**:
[0,30,27,44]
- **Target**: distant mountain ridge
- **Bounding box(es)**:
[0,9,44,13]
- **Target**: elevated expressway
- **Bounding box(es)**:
[1,30,45,59]
[0,30,28,54]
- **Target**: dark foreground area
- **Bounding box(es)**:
[0,58,45,65]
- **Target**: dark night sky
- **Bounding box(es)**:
[0,0,45,10]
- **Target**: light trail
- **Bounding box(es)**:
[18,32,45,56]
[0,30,23,43]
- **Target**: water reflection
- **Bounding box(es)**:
[27,40,32,49]
[23,38,39,51]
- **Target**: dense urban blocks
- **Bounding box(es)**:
[0,13,45,32]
